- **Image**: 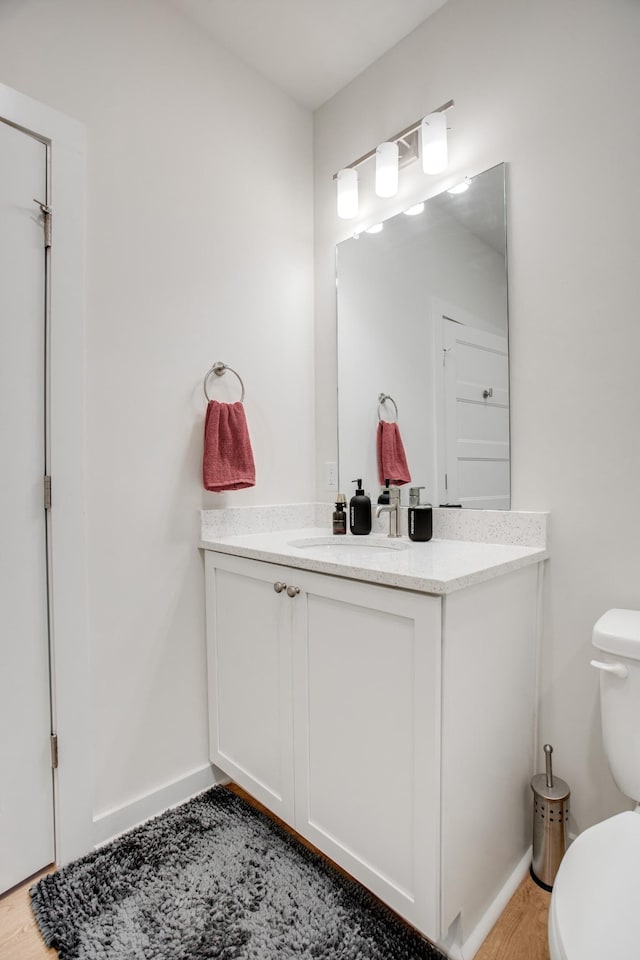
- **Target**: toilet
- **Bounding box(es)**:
[548,609,640,960]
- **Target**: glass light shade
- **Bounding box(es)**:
[448,179,470,195]
[421,112,448,175]
[404,202,425,216]
[365,223,384,234]
[337,168,358,219]
[375,142,399,198]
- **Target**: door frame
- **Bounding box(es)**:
[0,83,92,865]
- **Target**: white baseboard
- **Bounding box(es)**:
[458,847,533,960]
[93,763,229,848]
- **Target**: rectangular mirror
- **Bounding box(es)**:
[336,162,509,508]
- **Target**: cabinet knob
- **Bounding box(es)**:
[274,581,287,594]
[286,585,300,598]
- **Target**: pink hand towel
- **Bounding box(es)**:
[377,420,411,486]
[203,400,256,492]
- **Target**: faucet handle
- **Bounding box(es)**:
[409,486,425,506]
[389,486,401,504]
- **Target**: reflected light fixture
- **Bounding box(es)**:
[337,167,358,219]
[404,202,425,216]
[375,142,399,198]
[365,222,384,234]
[421,112,448,175]
[333,100,453,218]
[448,177,471,195]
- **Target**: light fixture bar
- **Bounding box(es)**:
[332,99,454,180]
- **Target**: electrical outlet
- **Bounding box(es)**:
[325,461,338,491]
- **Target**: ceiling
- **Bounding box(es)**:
[168,0,449,111]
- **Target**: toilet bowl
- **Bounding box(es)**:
[548,811,640,960]
[548,609,640,960]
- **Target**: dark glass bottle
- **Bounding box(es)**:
[332,493,347,535]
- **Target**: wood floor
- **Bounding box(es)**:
[0,869,56,960]
[0,789,551,960]
[475,875,550,960]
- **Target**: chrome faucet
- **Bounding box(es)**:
[375,487,401,538]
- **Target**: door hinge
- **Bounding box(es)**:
[44,475,52,509]
[33,199,52,248]
[50,734,59,769]
[445,472,448,490]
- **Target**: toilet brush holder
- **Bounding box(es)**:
[530,744,570,891]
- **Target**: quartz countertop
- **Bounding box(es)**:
[199,526,548,595]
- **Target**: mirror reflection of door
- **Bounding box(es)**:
[440,316,510,508]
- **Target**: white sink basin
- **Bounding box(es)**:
[289,536,409,552]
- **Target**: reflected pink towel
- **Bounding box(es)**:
[203,401,256,492]
[377,421,411,486]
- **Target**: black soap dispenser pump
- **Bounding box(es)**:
[350,479,372,535]
[378,479,391,505]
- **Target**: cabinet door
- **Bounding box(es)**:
[205,552,295,822]
[292,570,442,938]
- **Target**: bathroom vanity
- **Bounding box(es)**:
[200,507,547,959]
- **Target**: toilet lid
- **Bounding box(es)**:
[552,811,640,960]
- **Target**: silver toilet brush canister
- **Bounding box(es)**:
[530,744,570,891]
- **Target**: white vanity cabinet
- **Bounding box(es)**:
[204,547,540,952]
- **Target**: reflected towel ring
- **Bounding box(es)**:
[378,392,398,423]
[203,362,246,403]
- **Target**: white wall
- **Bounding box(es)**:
[0,0,314,822]
[315,0,640,831]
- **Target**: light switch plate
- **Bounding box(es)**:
[325,461,338,491]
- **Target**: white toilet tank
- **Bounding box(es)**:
[592,609,640,802]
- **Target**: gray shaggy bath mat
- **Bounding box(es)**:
[30,786,445,960]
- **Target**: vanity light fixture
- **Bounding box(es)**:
[403,202,425,216]
[365,223,384,234]
[337,167,359,220]
[333,99,454,219]
[447,177,472,195]
[421,112,448,175]
[375,142,399,198]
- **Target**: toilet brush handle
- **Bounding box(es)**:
[544,743,554,789]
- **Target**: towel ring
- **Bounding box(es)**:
[203,362,245,403]
[378,392,398,423]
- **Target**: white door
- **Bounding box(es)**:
[441,317,510,508]
[0,119,54,892]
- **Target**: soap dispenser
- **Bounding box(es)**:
[408,486,432,542]
[350,479,372,535]
[332,493,347,535]
[377,479,391,505]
